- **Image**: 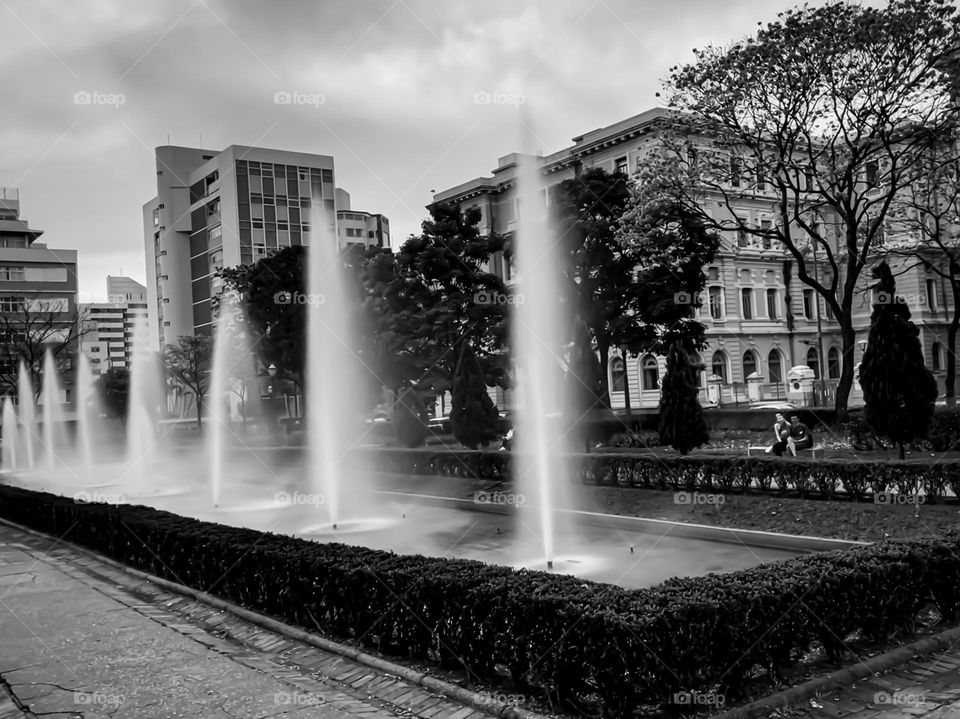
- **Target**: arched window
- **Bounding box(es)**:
[806,347,820,378]
[827,347,841,379]
[641,355,659,390]
[711,351,728,383]
[743,350,758,378]
[933,342,943,371]
[768,350,783,385]
[610,357,626,392]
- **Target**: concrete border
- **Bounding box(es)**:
[372,490,868,553]
[710,626,960,719]
[0,517,549,719]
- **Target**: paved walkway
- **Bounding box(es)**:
[772,652,960,718]
[0,522,501,719]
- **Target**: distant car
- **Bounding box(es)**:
[427,415,452,433]
[748,401,797,412]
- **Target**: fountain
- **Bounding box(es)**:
[1,397,18,472]
[126,313,158,487]
[512,138,579,572]
[17,362,35,470]
[209,303,231,508]
[75,353,96,483]
[40,349,66,469]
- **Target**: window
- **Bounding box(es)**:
[743,350,758,378]
[828,347,841,379]
[806,347,820,378]
[707,267,719,281]
[0,266,25,281]
[610,358,626,393]
[641,355,659,390]
[927,278,938,310]
[711,351,728,382]
[615,156,628,175]
[737,228,749,247]
[804,170,815,192]
[760,219,773,249]
[933,342,943,371]
[768,350,783,385]
[730,157,741,187]
[153,208,160,227]
[686,146,698,167]
[708,286,724,319]
[0,296,24,312]
[803,289,814,319]
[766,288,778,319]
[865,160,879,188]
[741,288,753,320]
[756,165,765,190]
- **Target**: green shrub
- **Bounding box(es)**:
[929,410,960,452]
[3,484,960,716]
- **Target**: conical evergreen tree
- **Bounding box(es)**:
[859,262,937,460]
[658,341,710,455]
[450,344,500,449]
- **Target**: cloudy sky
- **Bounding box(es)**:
[2,0,820,301]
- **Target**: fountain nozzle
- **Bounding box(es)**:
[332,523,338,530]
[546,560,553,570]
[629,545,634,554]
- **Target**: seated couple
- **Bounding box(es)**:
[765,413,814,457]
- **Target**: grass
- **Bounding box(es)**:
[585,486,960,542]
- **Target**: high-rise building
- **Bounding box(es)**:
[0,187,79,397]
[143,145,341,349]
[335,189,390,248]
[106,275,146,303]
[80,277,148,376]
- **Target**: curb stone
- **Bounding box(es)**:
[0,517,549,719]
[710,627,960,719]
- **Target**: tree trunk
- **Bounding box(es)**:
[948,317,959,407]
[899,441,905,461]
[622,349,633,430]
[195,394,203,431]
[597,337,611,409]
[834,320,857,423]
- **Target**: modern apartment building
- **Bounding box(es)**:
[80,277,148,376]
[0,188,79,398]
[335,189,390,248]
[429,108,957,409]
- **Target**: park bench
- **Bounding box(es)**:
[746,443,824,459]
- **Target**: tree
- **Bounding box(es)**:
[164,335,213,429]
[95,367,130,422]
[880,127,960,404]
[859,262,937,459]
[658,342,711,455]
[550,168,634,405]
[658,0,960,420]
[394,386,427,448]
[616,197,721,355]
[368,205,510,399]
[449,344,500,449]
[0,294,88,399]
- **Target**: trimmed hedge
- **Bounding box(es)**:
[371,447,960,502]
[3,483,960,717]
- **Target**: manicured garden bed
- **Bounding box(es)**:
[4,482,960,717]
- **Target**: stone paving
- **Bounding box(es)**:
[771,652,960,718]
[0,522,507,719]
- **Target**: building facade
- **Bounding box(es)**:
[143,145,390,350]
[430,108,958,410]
[80,278,148,377]
[0,187,79,401]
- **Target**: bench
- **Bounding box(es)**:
[747,444,824,459]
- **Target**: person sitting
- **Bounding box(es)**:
[765,412,789,456]
[786,415,814,456]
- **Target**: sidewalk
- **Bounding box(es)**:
[0,522,507,719]
[770,651,960,718]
